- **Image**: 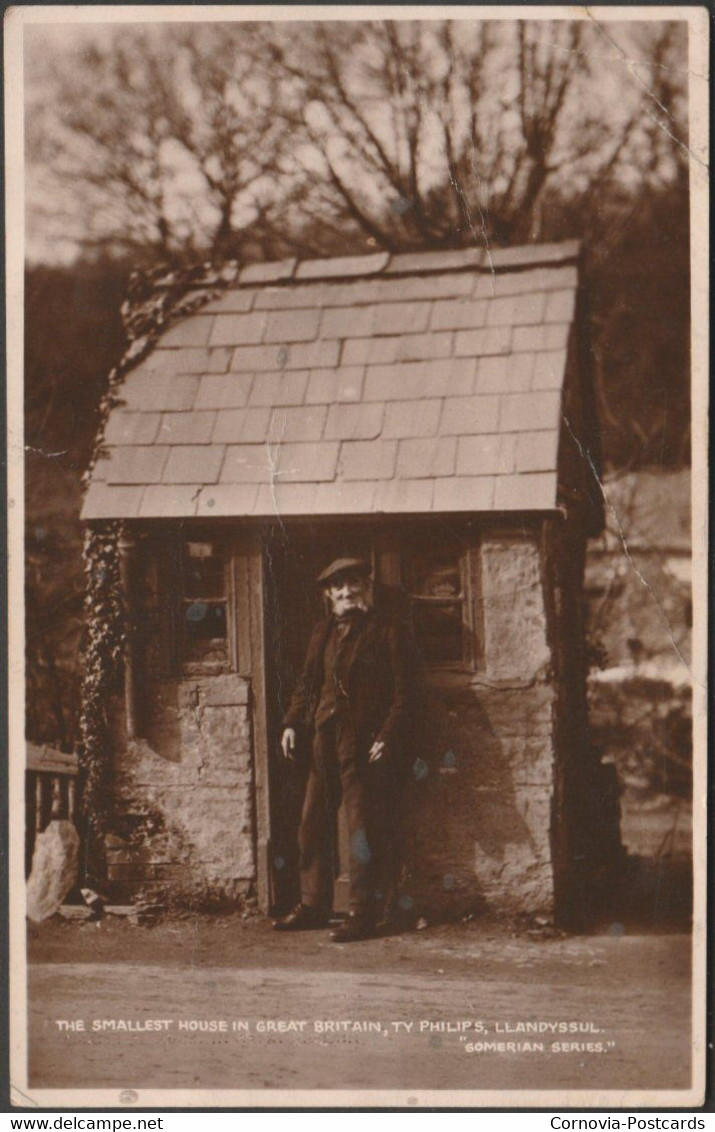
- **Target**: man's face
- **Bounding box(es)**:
[325,572,370,618]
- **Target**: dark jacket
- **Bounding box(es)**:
[282,609,418,761]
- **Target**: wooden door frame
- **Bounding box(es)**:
[233,517,483,913]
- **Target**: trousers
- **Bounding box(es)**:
[298,718,399,916]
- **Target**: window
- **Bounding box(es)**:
[180,539,230,672]
[402,534,475,667]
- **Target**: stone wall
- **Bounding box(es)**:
[104,537,257,905]
[107,674,255,901]
[107,674,255,902]
[401,531,558,918]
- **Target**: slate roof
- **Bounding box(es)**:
[82,241,583,521]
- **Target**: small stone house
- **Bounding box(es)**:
[81,241,619,924]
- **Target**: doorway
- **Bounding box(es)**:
[262,522,375,914]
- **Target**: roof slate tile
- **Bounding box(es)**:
[385,248,484,275]
[433,476,495,512]
[104,411,161,446]
[431,298,488,331]
[195,372,254,410]
[339,440,398,481]
[440,396,500,435]
[139,485,200,518]
[512,323,570,353]
[376,272,474,303]
[515,430,560,472]
[90,453,109,482]
[364,359,469,401]
[230,339,340,373]
[119,372,199,413]
[160,315,215,349]
[313,481,378,513]
[252,482,319,515]
[486,292,546,327]
[277,442,340,483]
[239,258,296,285]
[105,446,168,485]
[531,351,568,390]
[248,370,309,407]
[494,472,556,510]
[210,312,268,347]
[341,337,392,366]
[201,290,256,314]
[296,252,389,281]
[345,332,452,366]
[219,445,273,483]
[456,434,517,477]
[373,479,434,513]
[445,358,479,396]
[305,367,365,404]
[475,353,534,394]
[264,307,321,344]
[374,301,431,337]
[266,405,328,443]
[140,346,232,375]
[473,265,578,299]
[81,483,144,520]
[157,412,217,445]
[396,332,453,363]
[544,289,577,323]
[454,325,512,357]
[325,402,385,441]
[487,240,579,269]
[253,282,333,311]
[321,305,376,340]
[383,399,442,439]
[211,407,272,444]
[221,442,339,484]
[500,392,561,433]
[163,445,225,485]
[396,436,457,479]
[196,484,259,516]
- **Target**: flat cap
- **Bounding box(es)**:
[316,557,371,585]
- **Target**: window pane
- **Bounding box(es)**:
[183,601,228,665]
[412,601,463,663]
[409,548,462,599]
[184,542,226,599]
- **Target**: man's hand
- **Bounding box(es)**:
[368,740,386,763]
[281,728,296,760]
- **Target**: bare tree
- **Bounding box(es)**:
[26,25,292,259]
[260,19,672,253]
[27,19,687,261]
[157,25,294,256]
[27,31,184,257]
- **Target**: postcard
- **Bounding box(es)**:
[6,4,708,1109]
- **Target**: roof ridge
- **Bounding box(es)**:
[233,240,581,288]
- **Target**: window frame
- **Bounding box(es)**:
[398,525,481,673]
[171,530,237,678]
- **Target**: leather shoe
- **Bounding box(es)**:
[272,903,329,932]
[329,912,376,943]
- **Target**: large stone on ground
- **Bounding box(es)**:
[26,820,80,922]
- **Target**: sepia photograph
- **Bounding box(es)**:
[6,4,708,1109]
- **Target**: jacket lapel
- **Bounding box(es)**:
[345,610,378,672]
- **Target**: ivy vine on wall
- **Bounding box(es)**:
[78,258,240,879]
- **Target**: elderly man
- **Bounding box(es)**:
[273,557,417,942]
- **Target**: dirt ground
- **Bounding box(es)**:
[24,896,694,1101]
